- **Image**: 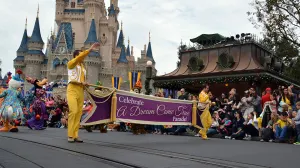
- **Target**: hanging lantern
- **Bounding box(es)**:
[225,83,229,87]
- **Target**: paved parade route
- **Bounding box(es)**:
[0,127,298,168]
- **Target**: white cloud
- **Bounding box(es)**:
[0,0,261,77]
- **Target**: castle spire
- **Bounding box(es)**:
[116,21,124,48]
[17,18,29,53]
[126,37,130,56]
[84,19,98,44]
[117,44,128,63]
[29,12,44,44]
[146,32,155,63]
[84,18,100,57]
[108,2,116,16]
[37,4,39,18]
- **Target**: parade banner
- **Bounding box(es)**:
[80,88,116,126]
[115,90,193,125]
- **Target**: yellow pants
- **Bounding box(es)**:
[198,107,212,139]
[67,83,84,138]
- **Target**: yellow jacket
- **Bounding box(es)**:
[67,50,89,84]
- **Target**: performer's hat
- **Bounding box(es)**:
[6,72,12,84]
[133,80,142,89]
[12,69,24,82]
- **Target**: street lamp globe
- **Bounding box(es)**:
[146,60,152,66]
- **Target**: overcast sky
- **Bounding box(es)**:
[0,0,261,77]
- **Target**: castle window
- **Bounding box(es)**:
[71,2,75,8]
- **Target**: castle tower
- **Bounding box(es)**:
[146,32,155,64]
[84,17,101,85]
[126,38,135,70]
[14,1,157,93]
[112,21,124,66]
[14,18,28,72]
[50,22,73,81]
[24,6,45,90]
[55,0,65,24]
[115,36,130,90]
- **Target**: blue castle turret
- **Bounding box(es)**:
[85,18,100,57]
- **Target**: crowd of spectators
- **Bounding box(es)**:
[139,85,300,145]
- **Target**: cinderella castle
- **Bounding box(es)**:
[14,0,156,92]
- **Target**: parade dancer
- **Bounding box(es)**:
[23,90,35,120]
[25,76,48,96]
[67,42,100,143]
[26,88,46,130]
[197,84,213,140]
[0,70,24,132]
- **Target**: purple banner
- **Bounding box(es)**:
[116,91,192,125]
[81,92,112,125]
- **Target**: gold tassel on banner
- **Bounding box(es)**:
[192,100,197,126]
[111,92,117,122]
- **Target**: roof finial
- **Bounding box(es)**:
[112,0,114,5]
[93,5,95,19]
[121,21,123,30]
[122,33,125,45]
[37,4,39,18]
[149,31,151,42]
[128,37,130,45]
[25,17,27,29]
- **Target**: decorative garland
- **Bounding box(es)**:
[85,86,115,98]
[153,74,283,88]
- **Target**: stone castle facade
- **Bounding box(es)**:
[14,0,156,92]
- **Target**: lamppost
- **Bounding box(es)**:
[145,60,152,95]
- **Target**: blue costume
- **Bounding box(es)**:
[0,70,24,132]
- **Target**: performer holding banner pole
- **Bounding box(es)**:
[197,84,213,140]
[67,42,100,143]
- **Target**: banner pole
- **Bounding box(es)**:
[111,91,117,122]
[192,100,197,126]
[87,83,115,90]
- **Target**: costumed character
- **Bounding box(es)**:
[26,76,48,124]
[67,42,100,143]
[25,76,48,96]
[23,90,35,120]
[26,88,46,130]
[131,80,147,135]
[197,84,213,140]
[0,70,24,132]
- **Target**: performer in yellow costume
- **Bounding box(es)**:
[67,42,100,143]
[198,84,212,140]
